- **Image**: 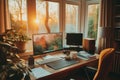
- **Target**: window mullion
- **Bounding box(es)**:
[27,0,37,34]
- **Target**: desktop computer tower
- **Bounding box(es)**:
[83,38,95,54]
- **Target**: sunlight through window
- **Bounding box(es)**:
[36,0,59,33]
[65,4,79,33]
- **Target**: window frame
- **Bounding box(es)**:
[7,0,92,51]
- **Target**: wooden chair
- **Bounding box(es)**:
[85,48,115,80]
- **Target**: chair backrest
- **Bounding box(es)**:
[93,48,115,80]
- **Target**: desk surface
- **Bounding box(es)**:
[19,50,98,80]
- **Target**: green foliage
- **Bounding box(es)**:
[4,29,31,42]
[87,17,97,39]
[0,41,31,80]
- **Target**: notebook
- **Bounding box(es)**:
[31,67,51,79]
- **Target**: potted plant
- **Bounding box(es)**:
[0,41,31,80]
[4,29,31,53]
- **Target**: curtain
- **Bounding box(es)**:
[0,0,11,34]
[97,0,114,53]
[97,27,114,53]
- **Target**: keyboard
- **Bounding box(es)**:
[36,57,62,65]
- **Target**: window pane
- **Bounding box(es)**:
[87,4,99,39]
[65,4,79,33]
[36,0,59,33]
[8,0,27,33]
[8,0,31,52]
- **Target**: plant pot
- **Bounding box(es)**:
[15,41,26,53]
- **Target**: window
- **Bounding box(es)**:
[64,2,80,47]
[65,4,79,33]
[8,0,27,34]
[8,0,60,34]
[8,0,60,52]
[36,0,59,33]
[8,0,81,52]
[85,2,99,39]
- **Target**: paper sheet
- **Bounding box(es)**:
[31,67,51,79]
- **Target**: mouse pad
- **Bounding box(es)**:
[46,59,78,70]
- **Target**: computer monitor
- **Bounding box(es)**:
[32,33,63,55]
[66,33,83,46]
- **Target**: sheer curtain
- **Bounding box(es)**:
[0,0,11,34]
[97,0,114,53]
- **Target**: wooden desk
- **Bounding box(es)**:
[19,51,98,80]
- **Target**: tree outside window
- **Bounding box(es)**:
[36,0,59,33]
[8,0,27,34]
[65,4,79,33]
[87,4,99,39]
[8,0,60,52]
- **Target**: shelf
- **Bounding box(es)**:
[115,39,120,42]
[114,27,120,29]
[115,5,120,7]
[115,51,120,54]
[114,27,120,40]
[114,0,120,51]
[115,15,120,18]
[114,23,120,26]
[115,18,120,23]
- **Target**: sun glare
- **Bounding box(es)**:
[35,19,39,24]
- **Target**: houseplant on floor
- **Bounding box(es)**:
[0,40,32,80]
[4,29,31,53]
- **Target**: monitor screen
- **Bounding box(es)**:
[33,33,63,55]
[66,33,83,46]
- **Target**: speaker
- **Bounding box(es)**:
[83,38,95,54]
